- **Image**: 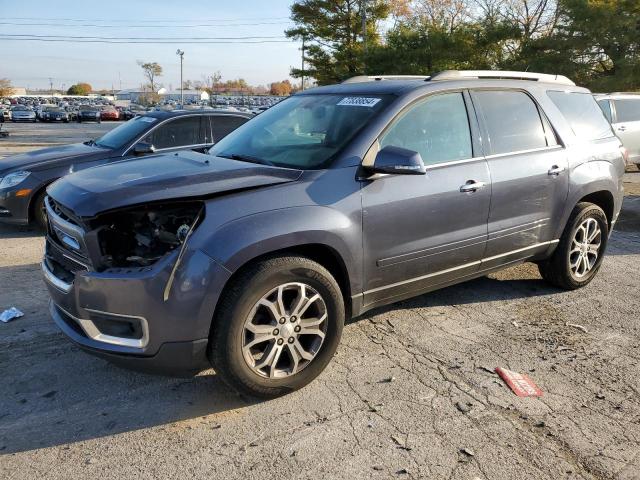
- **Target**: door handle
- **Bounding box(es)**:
[459,180,486,193]
[548,165,565,176]
[617,126,627,132]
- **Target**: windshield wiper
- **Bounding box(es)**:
[84,139,95,146]
[220,153,274,166]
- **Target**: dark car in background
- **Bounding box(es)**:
[40,106,70,123]
[41,71,625,397]
[0,110,251,228]
[77,105,101,123]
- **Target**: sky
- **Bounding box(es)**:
[0,0,302,91]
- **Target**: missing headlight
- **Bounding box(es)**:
[93,202,203,269]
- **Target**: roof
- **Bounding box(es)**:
[143,109,253,120]
[299,70,581,97]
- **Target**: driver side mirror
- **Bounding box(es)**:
[371,145,426,175]
[133,142,156,156]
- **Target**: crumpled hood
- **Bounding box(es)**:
[47,149,303,217]
[0,143,107,173]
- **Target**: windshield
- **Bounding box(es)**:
[80,105,98,111]
[95,115,158,149]
[208,94,393,169]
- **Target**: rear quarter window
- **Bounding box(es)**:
[547,91,613,141]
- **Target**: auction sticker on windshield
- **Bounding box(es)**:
[337,97,381,107]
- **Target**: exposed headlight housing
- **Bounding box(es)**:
[0,171,30,189]
[89,202,204,270]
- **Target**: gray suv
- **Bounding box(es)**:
[42,70,625,397]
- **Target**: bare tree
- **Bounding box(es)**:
[137,61,163,92]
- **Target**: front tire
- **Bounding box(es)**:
[538,202,608,290]
[33,190,48,231]
[209,256,345,398]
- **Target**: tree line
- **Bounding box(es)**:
[286,0,640,91]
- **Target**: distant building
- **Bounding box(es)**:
[115,88,209,103]
[114,89,148,103]
[157,88,209,102]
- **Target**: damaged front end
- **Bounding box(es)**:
[84,202,204,271]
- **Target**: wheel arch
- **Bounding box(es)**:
[212,243,353,328]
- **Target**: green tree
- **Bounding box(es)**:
[137,61,163,92]
[66,83,92,95]
[544,0,640,90]
[286,0,390,85]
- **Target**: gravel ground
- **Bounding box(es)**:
[1,123,639,479]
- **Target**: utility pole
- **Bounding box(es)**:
[49,77,54,98]
[176,49,185,107]
[301,36,306,91]
[361,0,367,72]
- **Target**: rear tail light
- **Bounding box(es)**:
[620,146,629,165]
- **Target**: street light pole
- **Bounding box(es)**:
[176,49,184,107]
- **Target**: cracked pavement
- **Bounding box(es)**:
[1,124,639,479]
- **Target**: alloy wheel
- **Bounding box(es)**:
[569,217,601,278]
[242,282,328,379]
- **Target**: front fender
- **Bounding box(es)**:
[197,205,363,294]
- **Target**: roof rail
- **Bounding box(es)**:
[431,70,575,86]
[342,75,430,84]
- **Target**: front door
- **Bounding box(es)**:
[361,92,490,307]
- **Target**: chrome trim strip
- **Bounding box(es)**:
[483,145,564,161]
[364,239,559,296]
[42,259,73,293]
[57,304,149,349]
[482,239,558,263]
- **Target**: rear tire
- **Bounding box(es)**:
[208,256,344,398]
[538,202,608,290]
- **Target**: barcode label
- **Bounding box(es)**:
[337,97,381,107]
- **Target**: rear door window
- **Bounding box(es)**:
[210,115,248,142]
[147,116,205,149]
[597,99,612,123]
[613,99,640,123]
[472,90,548,155]
[379,92,472,165]
[547,91,613,140]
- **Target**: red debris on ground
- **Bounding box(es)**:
[495,367,543,397]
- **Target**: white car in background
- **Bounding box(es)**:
[596,93,640,168]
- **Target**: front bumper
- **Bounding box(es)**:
[0,178,40,224]
[43,238,231,376]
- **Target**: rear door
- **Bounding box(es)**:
[470,89,568,268]
[612,97,640,164]
[210,115,249,143]
[361,91,491,307]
